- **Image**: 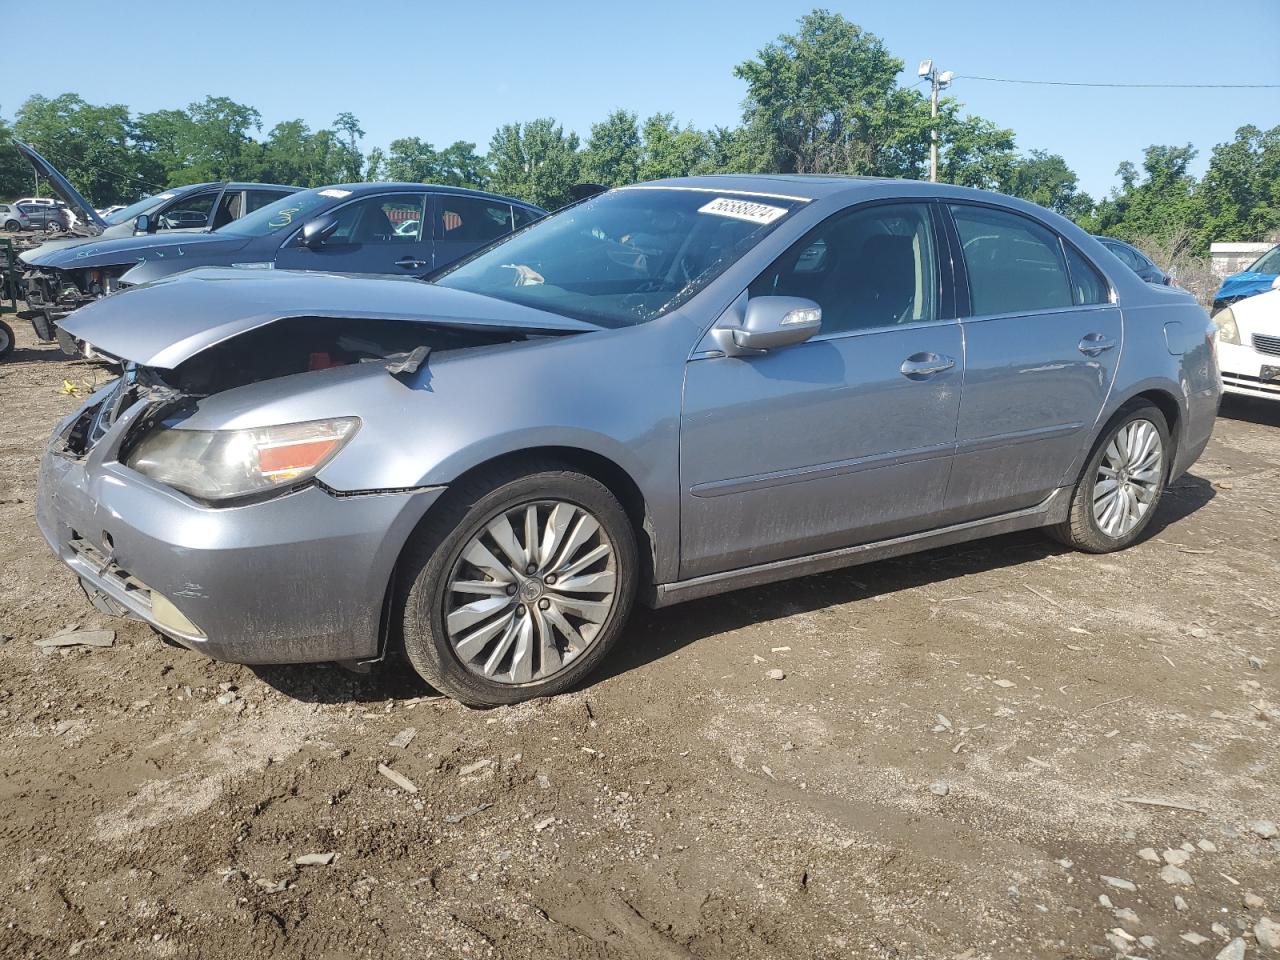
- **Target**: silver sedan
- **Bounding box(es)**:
[38,175,1220,705]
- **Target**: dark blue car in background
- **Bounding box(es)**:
[1213,243,1279,313]
[21,182,545,351]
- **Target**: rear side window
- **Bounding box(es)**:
[950,204,1072,316]
[246,190,289,213]
[1064,244,1110,305]
[436,195,515,244]
[513,205,540,229]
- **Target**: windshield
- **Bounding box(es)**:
[102,190,182,226]
[433,188,805,327]
[1248,245,1280,274]
[215,189,336,238]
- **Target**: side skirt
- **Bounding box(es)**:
[650,487,1070,608]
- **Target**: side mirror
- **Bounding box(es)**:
[300,215,339,249]
[713,296,822,357]
[135,213,157,234]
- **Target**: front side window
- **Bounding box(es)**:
[328,194,426,244]
[951,204,1072,316]
[749,202,938,335]
[158,191,219,229]
[436,195,515,245]
[434,188,805,328]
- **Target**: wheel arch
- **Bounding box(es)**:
[376,445,657,661]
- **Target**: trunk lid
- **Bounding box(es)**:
[12,139,108,234]
[59,267,596,368]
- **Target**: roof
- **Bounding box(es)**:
[632,173,1025,206]
[320,182,546,210]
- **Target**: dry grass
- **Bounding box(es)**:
[1127,228,1219,307]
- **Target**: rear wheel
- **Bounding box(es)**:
[3,219,18,232]
[0,320,13,360]
[1050,400,1169,553]
[397,462,638,706]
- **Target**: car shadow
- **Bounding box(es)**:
[2,344,77,364]
[252,473,1217,704]
[1217,394,1280,428]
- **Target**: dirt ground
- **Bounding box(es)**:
[1,308,1278,960]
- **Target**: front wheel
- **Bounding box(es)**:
[397,463,638,706]
[1050,400,1170,553]
[0,320,13,360]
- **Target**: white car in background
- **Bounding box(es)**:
[1215,280,1280,401]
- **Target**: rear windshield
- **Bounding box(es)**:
[1248,245,1280,274]
[215,190,335,238]
[433,188,805,328]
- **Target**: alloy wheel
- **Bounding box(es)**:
[444,499,618,685]
[1093,419,1163,538]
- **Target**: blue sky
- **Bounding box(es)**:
[6,0,1277,198]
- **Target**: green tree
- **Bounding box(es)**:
[937,112,1016,190]
[1091,144,1200,244]
[638,114,708,181]
[1001,150,1094,219]
[384,137,485,187]
[582,110,641,186]
[734,10,929,176]
[0,115,34,201]
[13,93,143,204]
[486,118,580,209]
[332,111,365,182]
[1198,125,1280,243]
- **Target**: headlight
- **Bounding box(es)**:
[1213,307,1240,345]
[126,417,360,501]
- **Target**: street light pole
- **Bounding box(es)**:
[918,61,955,183]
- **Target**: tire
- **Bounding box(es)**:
[397,461,638,706]
[3,220,18,232]
[0,320,13,360]
[1049,400,1170,553]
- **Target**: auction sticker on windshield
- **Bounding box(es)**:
[698,197,788,224]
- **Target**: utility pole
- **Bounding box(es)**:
[917,61,955,183]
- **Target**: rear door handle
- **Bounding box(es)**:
[1078,333,1117,356]
[395,257,429,270]
[900,352,956,380]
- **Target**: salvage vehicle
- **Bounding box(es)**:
[1094,236,1173,286]
[1213,243,1280,314]
[37,175,1220,706]
[21,181,543,351]
[1,203,33,232]
[1214,282,1280,401]
[18,202,68,233]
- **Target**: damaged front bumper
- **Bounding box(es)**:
[22,264,126,352]
[35,386,443,665]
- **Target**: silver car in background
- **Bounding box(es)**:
[37,175,1220,706]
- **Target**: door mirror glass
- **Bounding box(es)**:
[135,213,156,234]
[720,296,822,355]
[300,215,339,249]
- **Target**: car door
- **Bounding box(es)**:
[275,192,431,275]
[430,194,518,270]
[678,200,963,579]
[943,202,1120,521]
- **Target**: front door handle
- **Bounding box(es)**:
[1078,333,1117,356]
[900,352,956,380]
[395,257,429,270]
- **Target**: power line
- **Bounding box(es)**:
[958,74,1280,90]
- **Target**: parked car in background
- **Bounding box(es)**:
[96,205,126,219]
[21,181,544,351]
[15,196,59,208]
[12,140,299,250]
[18,203,68,232]
[1,203,33,232]
[1095,236,1173,286]
[1214,283,1280,401]
[38,176,1219,706]
[1213,243,1280,314]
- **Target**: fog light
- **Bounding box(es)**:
[151,593,205,639]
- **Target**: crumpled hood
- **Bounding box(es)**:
[20,230,247,270]
[1216,271,1277,302]
[60,267,597,368]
